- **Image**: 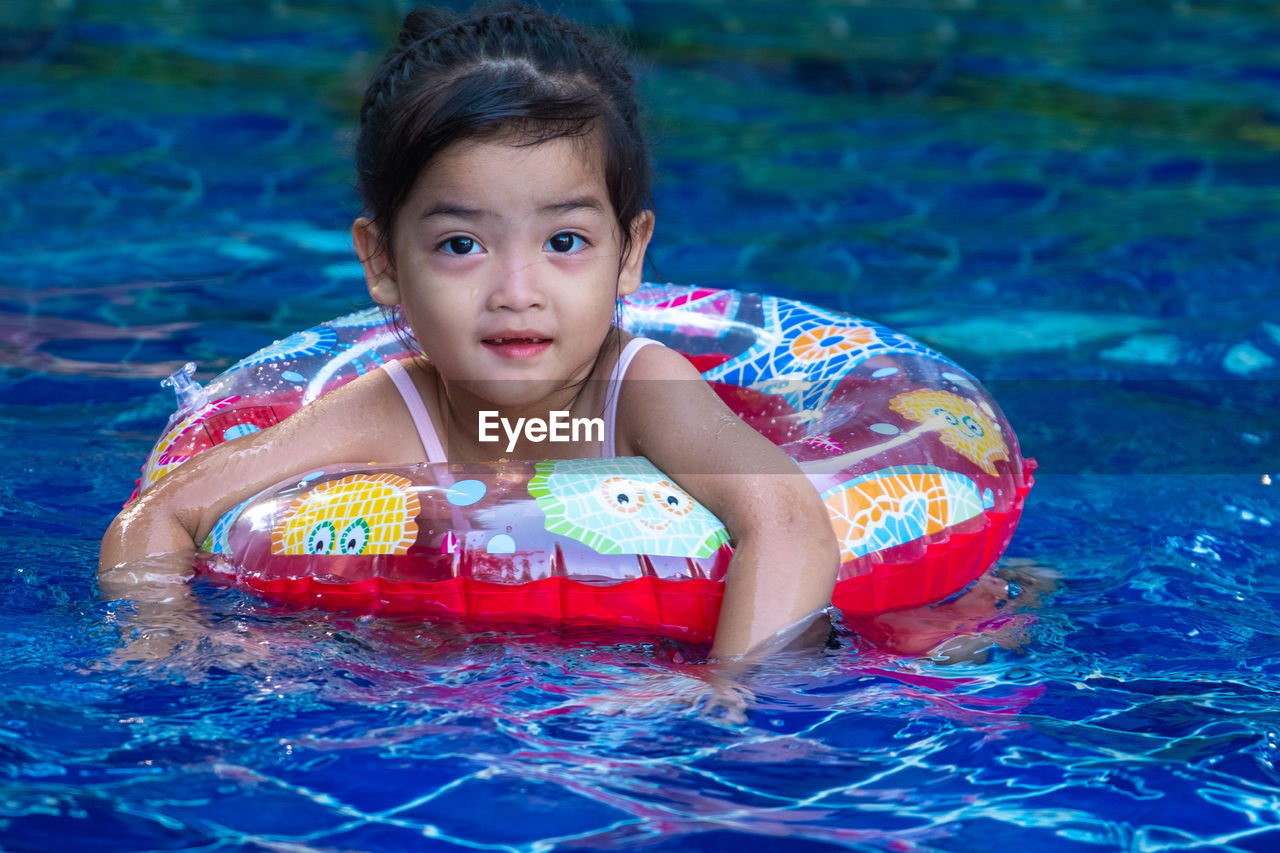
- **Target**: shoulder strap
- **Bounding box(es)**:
[383,358,448,464]
[602,337,661,457]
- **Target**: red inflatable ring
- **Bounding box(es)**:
[137,284,1035,644]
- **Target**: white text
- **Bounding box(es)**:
[477,410,605,453]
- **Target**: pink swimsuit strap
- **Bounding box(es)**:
[602,337,660,457]
[382,358,448,465]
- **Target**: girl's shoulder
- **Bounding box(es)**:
[611,339,723,458]
[618,337,704,383]
[271,360,428,462]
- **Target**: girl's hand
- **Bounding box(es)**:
[99,553,276,674]
[576,662,753,725]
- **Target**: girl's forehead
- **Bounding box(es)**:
[437,131,603,178]
[407,133,612,215]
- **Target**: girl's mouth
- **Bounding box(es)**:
[482,336,552,359]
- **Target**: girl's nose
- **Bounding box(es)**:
[487,253,545,311]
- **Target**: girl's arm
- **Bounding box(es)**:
[99,370,419,667]
[100,368,424,570]
[616,345,840,660]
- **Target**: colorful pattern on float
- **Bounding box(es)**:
[137,284,1034,642]
[820,465,986,563]
[889,388,1010,476]
[698,296,947,413]
[528,457,730,558]
[269,473,421,556]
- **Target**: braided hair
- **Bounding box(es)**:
[355,2,651,264]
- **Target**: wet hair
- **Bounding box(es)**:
[355,2,652,264]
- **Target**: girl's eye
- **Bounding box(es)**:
[546,232,587,254]
[439,236,480,255]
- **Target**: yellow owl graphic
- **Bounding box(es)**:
[270,473,421,556]
[889,389,1009,476]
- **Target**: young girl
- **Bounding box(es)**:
[100,2,839,662]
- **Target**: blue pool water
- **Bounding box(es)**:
[3,2,1279,850]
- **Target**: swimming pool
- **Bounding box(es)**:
[3,1,1278,849]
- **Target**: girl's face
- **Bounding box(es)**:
[355,133,653,412]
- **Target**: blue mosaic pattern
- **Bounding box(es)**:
[700,295,952,413]
[820,464,985,559]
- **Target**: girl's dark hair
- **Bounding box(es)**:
[355,2,651,263]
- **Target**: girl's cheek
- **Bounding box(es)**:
[433,253,475,277]
[546,249,606,273]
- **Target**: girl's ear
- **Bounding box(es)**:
[352,218,400,305]
[617,210,655,298]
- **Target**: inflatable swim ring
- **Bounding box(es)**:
[137,284,1035,644]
